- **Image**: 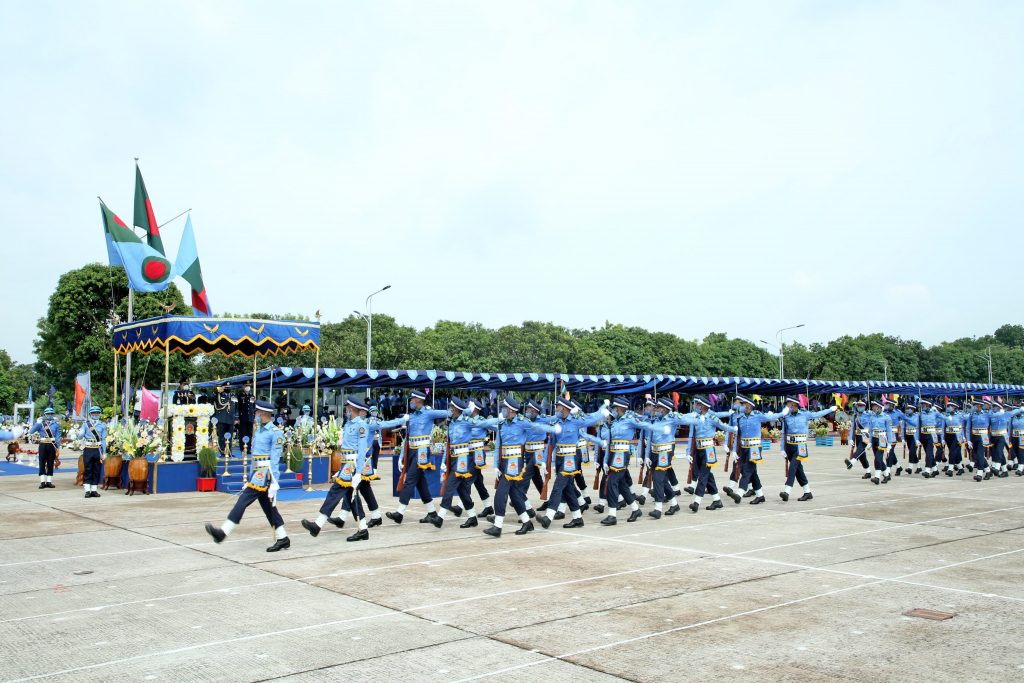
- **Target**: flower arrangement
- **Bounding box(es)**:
[313,417,341,455]
[109,420,166,460]
[836,420,852,432]
[761,427,782,441]
[809,419,831,437]
[168,404,214,461]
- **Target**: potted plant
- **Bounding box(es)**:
[289,445,305,480]
[713,431,725,445]
[196,446,218,492]
[768,427,782,443]
[837,419,851,445]
[430,425,446,454]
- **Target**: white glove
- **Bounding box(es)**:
[553,424,562,434]
[9,426,24,439]
[725,448,732,456]
[538,465,547,478]
[603,464,609,474]
[603,399,610,407]
[571,406,581,416]
[441,460,447,473]
[601,440,609,448]
[831,406,838,412]
[351,474,362,488]
[401,414,410,424]
[643,458,651,468]
[600,407,610,418]
[683,455,693,464]
[268,480,280,501]
[493,467,501,480]
[397,456,405,473]
[663,426,671,435]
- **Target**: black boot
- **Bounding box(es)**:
[419,512,439,523]
[38,482,46,489]
[430,515,443,528]
[725,487,741,504]
[204,523,226,544]
[706,500,724,511]
[563,518,584,529]
[483,525,501,538]
[684,486,695,495]
[266,537,290,552]
[553,511,565,520]
[627,508,642,522]
[600,515,617,526]
[844,459,853,470]
[481,505,494,517]
[743,489,755,497]
[460,516,479,528]
[449,505,463,517]
[666,504,680,515]
[327,517,346,528]
[527,508,537,518]
[798,492,813,502]
[779,491,790,502]
[538,514,551,529]
[346,529,369,542]
[750,496,766,505]
[514,520,535,535]
[367,518,382,528]
[688,502,699,513]
[301,519,321,537]
[861,472,871,479]
[593,504,606,514]
[636,494,646,506]
[537,501,548,512]
[386,511,403,524]
[648,509,662,519]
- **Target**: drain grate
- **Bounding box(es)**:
[904,608,955,621]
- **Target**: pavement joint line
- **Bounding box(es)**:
[3,482,1020,623]
[594,523,1024,604]
[446,544,1024,683]
[6,497,1015,679]
[0,471,998,566]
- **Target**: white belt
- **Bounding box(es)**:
[469,440,485,450]
[971,429,988,436]
[694,437,714,450]
[786,434,808,445]
[991,429,1007,437]
[500,445,523,456]
[871,430,887,438]
[555,444,576,455]
[451,443,470,455]
[84,441,101,447]
[409,435,431,448]
[740,437,761,448]
[525,441,545,452]
[651,442,672,453]
[610,440,631,452]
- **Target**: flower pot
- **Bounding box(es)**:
[76,455,85,487]
[330,450,342,475]
[196,476,217,492]
[103,454,124,490]
[127,458,149,495]
[295,473,303,481]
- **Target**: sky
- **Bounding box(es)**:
[2,1,1022,365]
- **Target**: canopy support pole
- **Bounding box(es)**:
[308,311,321,491]
[113,352,119,422]
[163,341,170,444]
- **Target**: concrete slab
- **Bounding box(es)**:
[0,442,1022,683]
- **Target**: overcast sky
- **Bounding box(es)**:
[2,1,1022,365]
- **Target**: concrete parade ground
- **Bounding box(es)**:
[1,444,1023,683]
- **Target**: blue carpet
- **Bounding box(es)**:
[0,462,78,477]
[272,488,327,501]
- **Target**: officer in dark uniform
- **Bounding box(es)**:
[236,384,256,455]
[173,377,196,405]
[212,381,235,452]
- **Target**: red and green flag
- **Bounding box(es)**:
[134,162,165,255]
[173,215,212,315]
[100,199,175,291]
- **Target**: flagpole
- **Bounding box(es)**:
[307,310,321,492]
[123,289,134,419]
[113,351,119,422]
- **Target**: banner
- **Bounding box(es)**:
[140,388,160,422]
[73,372,91,420]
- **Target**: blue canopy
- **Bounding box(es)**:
[112,316,320,358]
[194,367,1024,397]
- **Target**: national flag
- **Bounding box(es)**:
[173,216,212,315]
[73,372,91,420]
[134,162,165,255]
[27,386,32,403]
[100,199,175,292]
[47,385,56,408]
[798,394,809,409]
[140,388,160,422]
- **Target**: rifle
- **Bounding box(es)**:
[395,428,410,492]
[540,434,553,498]
[439,419,452,497]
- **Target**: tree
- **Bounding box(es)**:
[34,264,191,408]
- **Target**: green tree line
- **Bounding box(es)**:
[3,264,1023,413]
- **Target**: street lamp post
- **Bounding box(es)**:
[363,285,391,398]
[775,324,805,380]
